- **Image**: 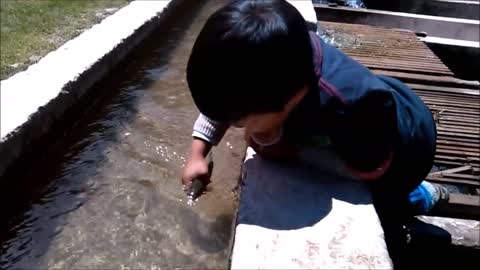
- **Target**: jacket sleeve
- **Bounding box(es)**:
[330,90,397,172]
[192,114,229,145]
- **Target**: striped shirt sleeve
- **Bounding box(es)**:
[192,113,229,145]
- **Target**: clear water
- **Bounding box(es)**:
[0,1,245,268]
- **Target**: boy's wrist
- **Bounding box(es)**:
[190,137,212,158]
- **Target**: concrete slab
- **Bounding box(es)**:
[423,37,480,80]
[0,0,180,177]
[417,216,480,247]
[230,148,393,269]
[422,36,480,47]
[287,0,318,30]
[313,4,480,41]
[363,0,480,20]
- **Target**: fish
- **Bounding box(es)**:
[186,152,213,206]
[186,178,205,206]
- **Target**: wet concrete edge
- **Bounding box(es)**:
[0,0,187,179]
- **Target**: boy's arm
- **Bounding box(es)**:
[331,90,397,181]
[182,114,229,188]
[192,113,229,146]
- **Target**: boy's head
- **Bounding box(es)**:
[187,0,314,132]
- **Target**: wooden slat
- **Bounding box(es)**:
[426,176,480,187]
[429,194,480,220]
[429,166,472,176]
[442,173,480,181]
[321,20,480,220]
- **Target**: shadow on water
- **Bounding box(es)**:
[0,1,238,269]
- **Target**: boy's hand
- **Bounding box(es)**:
[181,138,212,189]
[182,154,210,190]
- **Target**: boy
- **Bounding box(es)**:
[181,0,448,259]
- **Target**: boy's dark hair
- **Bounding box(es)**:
[187,0,314,122]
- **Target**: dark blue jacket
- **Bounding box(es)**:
[285,32,436,187]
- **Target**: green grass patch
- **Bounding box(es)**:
[1,0,128,80]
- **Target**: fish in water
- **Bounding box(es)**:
[186,152,213,206]
[187,178,205,206]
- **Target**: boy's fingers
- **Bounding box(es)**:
[181,172,210,192]
[181,176,190,190]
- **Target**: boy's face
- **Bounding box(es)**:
[234,110,286,134]
[232,111,288,145]
[232,86,308,142]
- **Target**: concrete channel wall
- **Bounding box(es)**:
[364,0,480,20]
[231,148,393,269]
[0,0,319,179]
[0,0,185,178]
[314,4,480,41]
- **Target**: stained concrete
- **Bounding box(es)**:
[0,0,179,178]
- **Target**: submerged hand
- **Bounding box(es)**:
[181,154,210,190]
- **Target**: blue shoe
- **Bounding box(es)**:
[409,181,449,214]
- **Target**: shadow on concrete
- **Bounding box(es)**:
[401,218,480,270]
[237,152,480,270]
[237,153,372,230]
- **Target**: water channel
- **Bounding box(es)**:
[0,1,245,268]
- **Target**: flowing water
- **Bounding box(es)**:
[0,1,245,268]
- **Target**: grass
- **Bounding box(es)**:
[1,0,128,80]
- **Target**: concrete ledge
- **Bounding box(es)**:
[417,216,480,248]
[314,4,480,41]
[0,0,182,177]
[363,0,480,20]
[230,148,393,269]
[422,36,480,48]
[422,36,480,80]
[287,0,318,31]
